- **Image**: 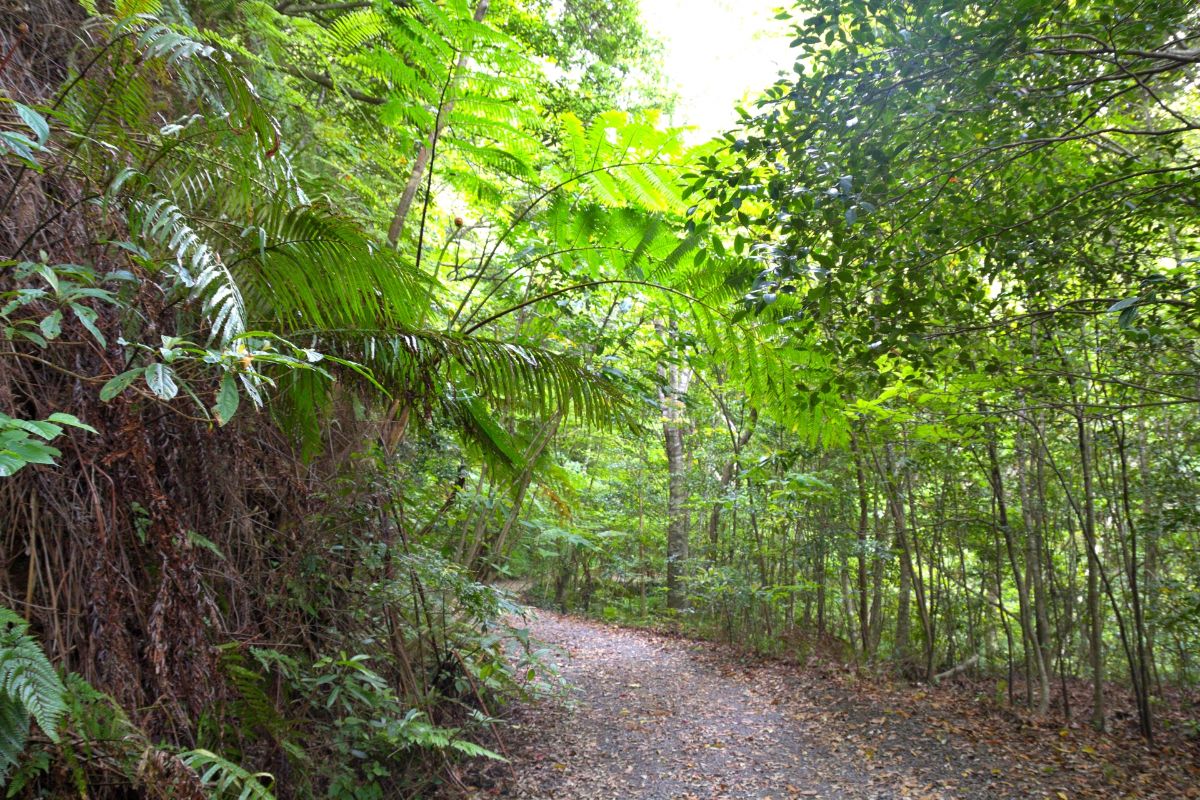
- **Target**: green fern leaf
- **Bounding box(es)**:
[0,694,30,780]
[0,608,66,780]
[182,748,276,800]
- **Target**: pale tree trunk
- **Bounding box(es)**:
[1015,423,1051,714]
[387,0,491,246]
[903,472,935,681]
[895,515,912,665]
[663,421,689,609]
[1136,418,1162,696]
[869,492,885,654]
[657,324,692,611]
[879,442,931,677]
[1077,408,1106,731]
[1113,420,1154,741]
[1053,327,1105,731]
[850,429,872,657]
[987,426,1049,713]
[706,407,756,548]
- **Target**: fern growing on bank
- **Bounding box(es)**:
[182,748,277,800]
[0,607,65,781]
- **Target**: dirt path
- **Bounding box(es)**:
[495,612,861,799]
[453,610,1091,800]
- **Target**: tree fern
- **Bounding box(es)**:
[0,607,65,780]
[552,111,686,213]
[62,1,650,453]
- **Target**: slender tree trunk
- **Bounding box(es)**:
[987,428,1049,712]
[387,0,491,246]
[893,494,912,665]
[1018,424,1053,712]
[815,531,827,635]
[663,417,688,609]
[993,542,1016,706]
[1114,420,1154,741]
[707,408,756,547]
[657,326,692,611]
[482,413,561,572]
[839,554,855,647]
[1076,409,1106,731]
[904,473,936,681]
[1136,418,1163,696]
[869,488,885,654]
[850,429,871,657]
[956,530,977,663]
[878,442,931,677]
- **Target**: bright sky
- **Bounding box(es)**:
[638,0,797,140]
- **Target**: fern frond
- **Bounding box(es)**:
[326,7,386,50]
[133,195,248,344]
[216,646,289,741]
[0,695,30,781]
[232,201,427,334]
[0,608,66,779]
[181,748,276,800]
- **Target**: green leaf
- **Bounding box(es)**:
[70,303,105,346]
[449,739,507,761]
[38,310,61,341]
[99,368,144,402]
[186,530,226,560]
[0,131,46,167]
[8,419,62,441]
[213,374,240,426]
[44,413,98,434]
[144,364,179,401]
[13,104,50,145]
[106,167,139,197]
[0,439,59,471]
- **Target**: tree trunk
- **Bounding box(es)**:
[657,326,692,611]
[1017,423,1053,712]
[850,429,871,657]
[386,0,491,246]
[1076,409,1106,731]
[879,442,930,677]
[1136,418,1163,697]
[707,408,756,548]
[1114,420,1154,741]
[987,427,1049,713]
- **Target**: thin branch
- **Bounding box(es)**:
[276,1,373,14]
[283,65,384,106]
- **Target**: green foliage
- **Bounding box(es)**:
[526,0,1200,754]
[181,749,276,800]
[0,261,117,350]
[0,412,96,477]
[246,644,507,798]
[0,608,65,781]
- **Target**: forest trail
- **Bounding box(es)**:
[453,610,1107,800]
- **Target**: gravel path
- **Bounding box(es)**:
[453,610,1042,800]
